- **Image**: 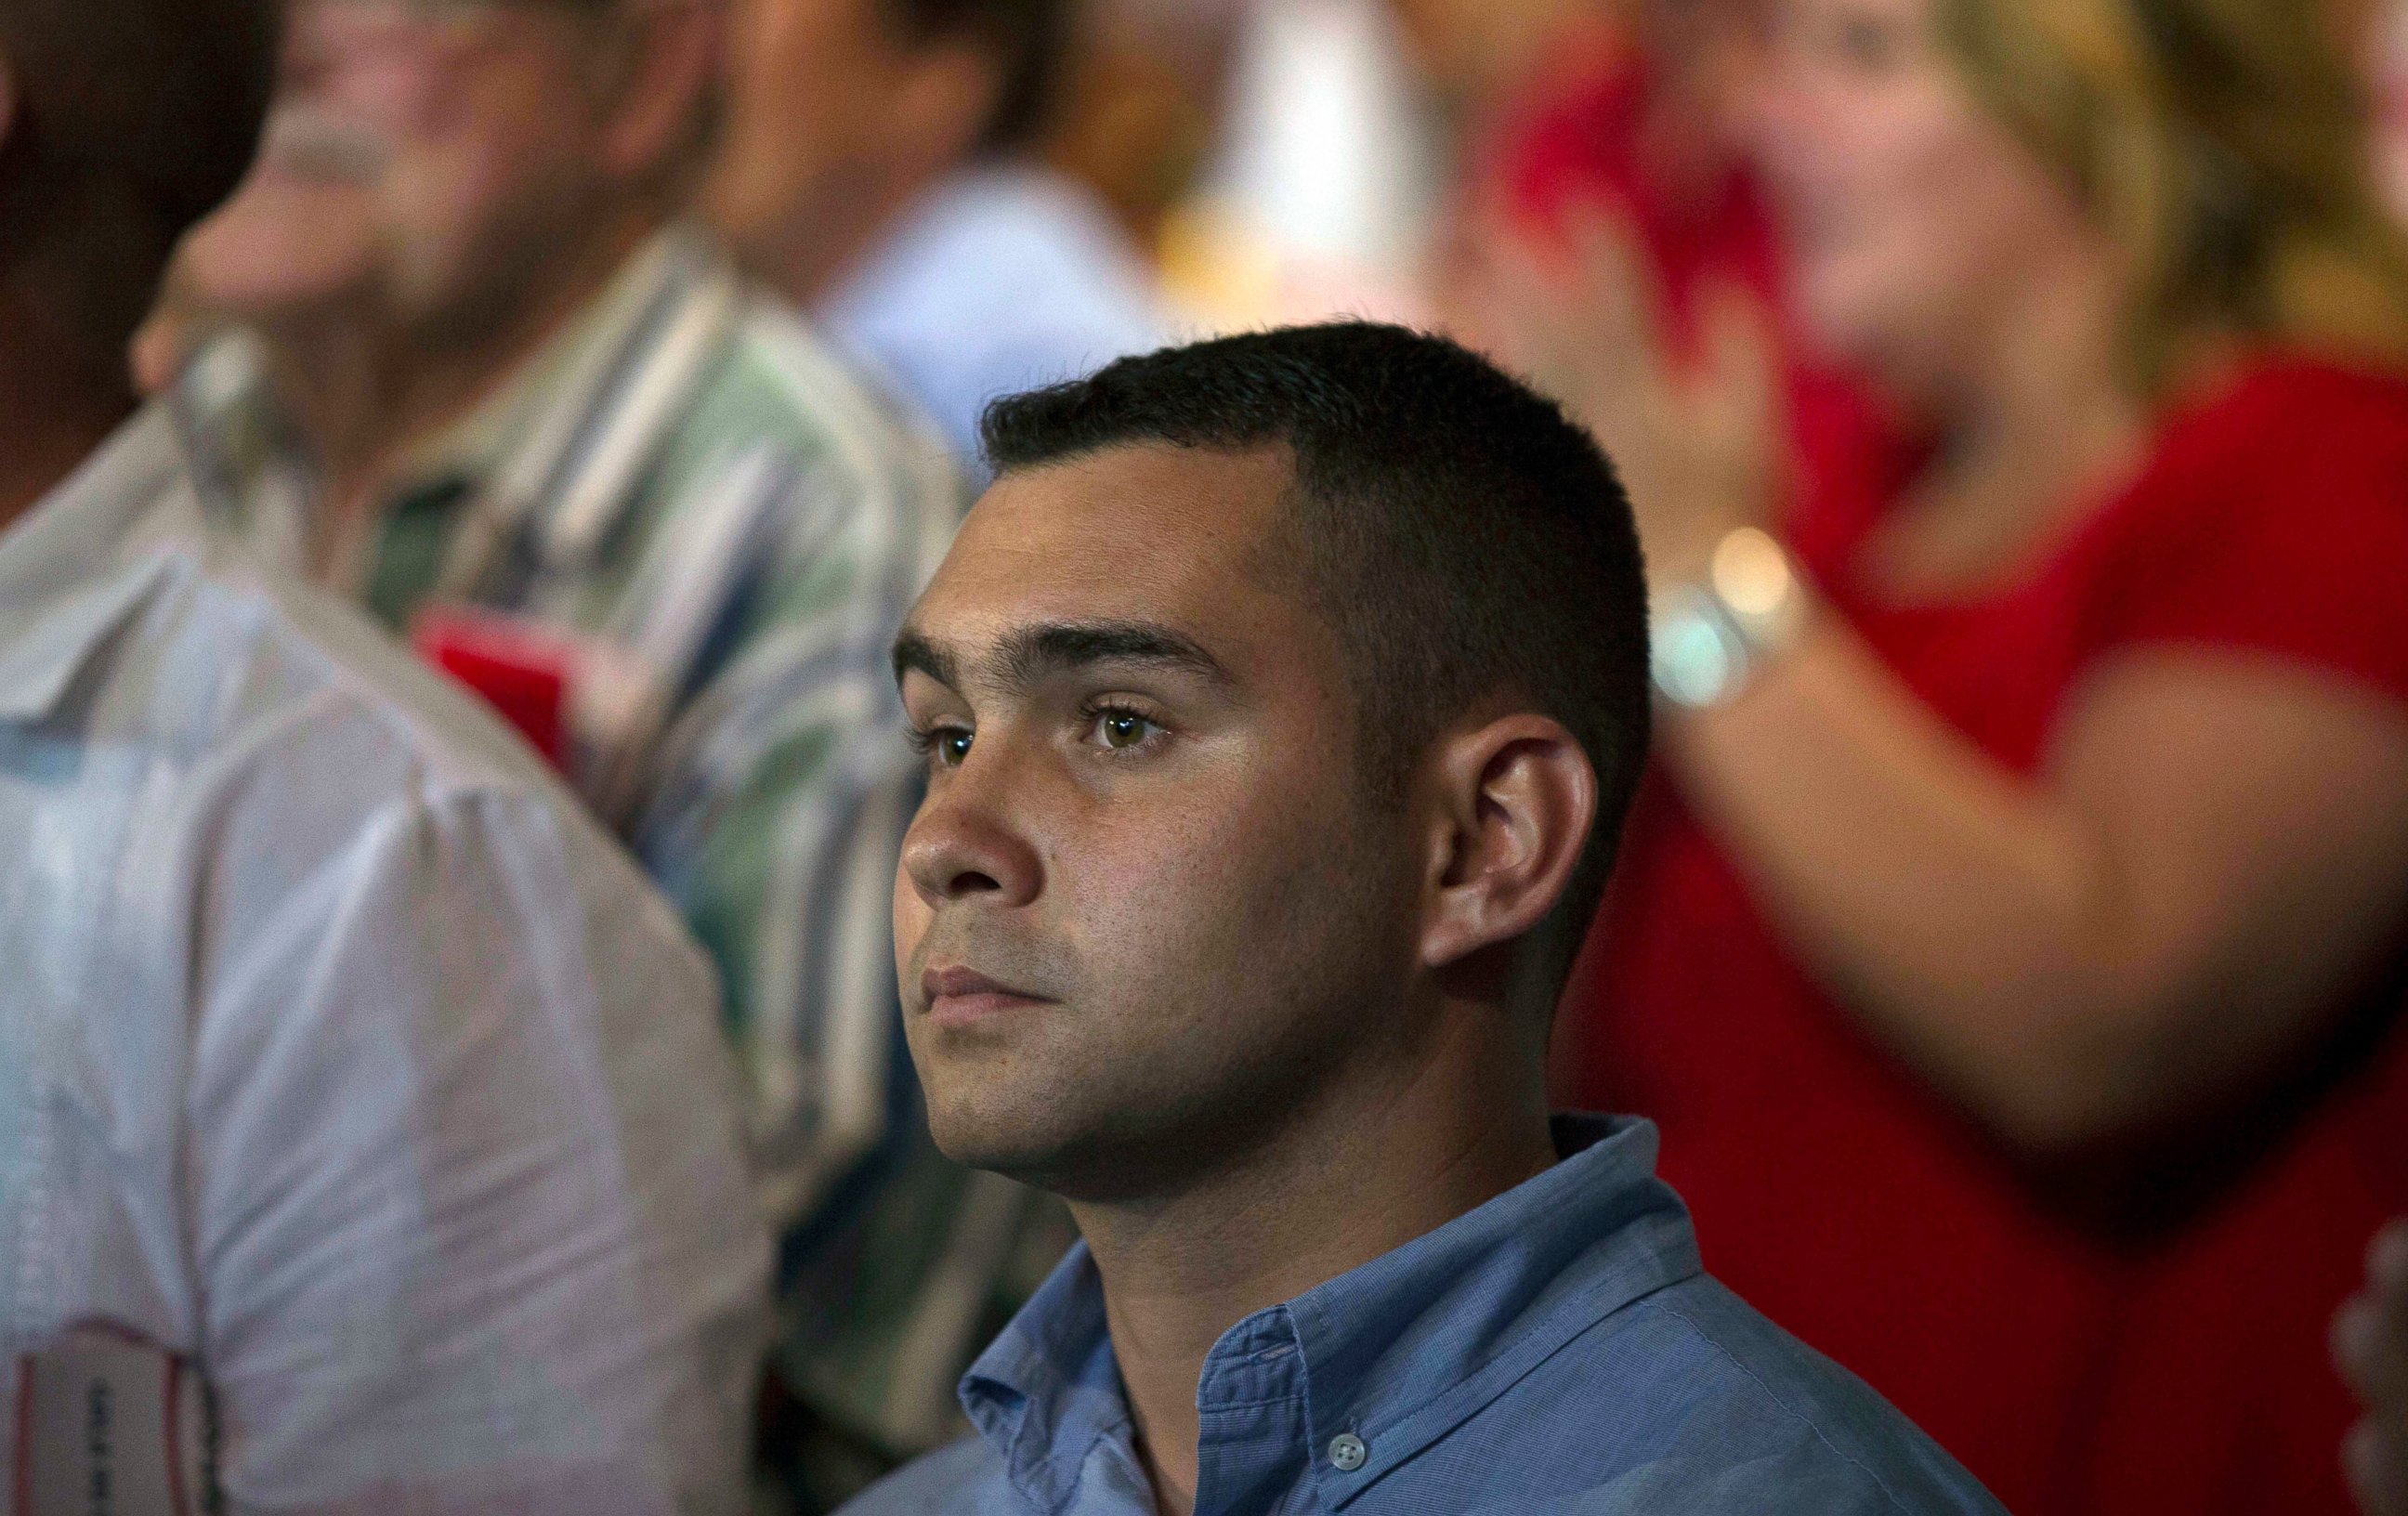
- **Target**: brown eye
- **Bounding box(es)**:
[1093,711,1156,751]
[914,725,973,766]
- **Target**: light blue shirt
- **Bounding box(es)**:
[842,1116,2005,1515]
[817,163,1169,466]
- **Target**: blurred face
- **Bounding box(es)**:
[1387,0,1602,105]
[702,0,938,264]
[892,446,1425,1201]
[1749,0,2099,395]
[1388,1,1766,110]
[172,0,637,338]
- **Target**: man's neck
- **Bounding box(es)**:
[316,212,662,539]
[0,302,137,541]
[1068,1009,1556,1516]
[255,298,392,492]
[739,160,948,313]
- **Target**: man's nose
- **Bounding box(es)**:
[900,758,1044,910]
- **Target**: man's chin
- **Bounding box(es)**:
[925,1100,1064,1177]
[934,1143,1050,1184]
[923,1091,1112,1195]
[175,175,381,315]
[923,1090,1236,1207]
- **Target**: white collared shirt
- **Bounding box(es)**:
[0,408,769,1513]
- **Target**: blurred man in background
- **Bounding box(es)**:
[142,0,975,1504]
[0,0,769,1506]
[704,0,1162,464]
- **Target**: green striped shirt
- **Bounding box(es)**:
[174,228,1058,1489]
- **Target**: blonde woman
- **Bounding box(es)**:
[1485,1,2408,1512]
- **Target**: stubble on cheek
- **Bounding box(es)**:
[922,780,1399,1196]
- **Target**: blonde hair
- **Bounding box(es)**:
[1934,0,2408,389]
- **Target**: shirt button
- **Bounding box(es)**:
[1328,1433,1368,1472]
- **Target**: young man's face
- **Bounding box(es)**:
[892,445,1428,1200]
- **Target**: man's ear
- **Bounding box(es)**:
[596,0,726,182]
[1418,712,1597,972]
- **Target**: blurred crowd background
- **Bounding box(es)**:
[111,0,2408,1512]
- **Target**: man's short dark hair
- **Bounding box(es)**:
[878,0,1068,153]
[0,0,278,353]
[981,322,1652,999]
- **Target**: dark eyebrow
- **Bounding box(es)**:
[892,628,960,691]
[892,621,1232,696]
[998,621,1234,694]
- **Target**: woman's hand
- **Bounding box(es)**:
[1468,201,1784,587]
[2339,1221,2408,1516]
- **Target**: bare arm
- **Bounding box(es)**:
[1471,203,2408,1158]
[1669,626,2408,1154]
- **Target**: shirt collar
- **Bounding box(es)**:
[959,1244,1132,1510]
[960,1115,1701,1513]
[0,406,190,725]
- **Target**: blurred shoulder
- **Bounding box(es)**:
[836,1435,1005,1515]
[3,410,713,1000]
[813,164,1168,461]
[720,279,962,485]
[17,416,572,817]
[2148,350,2408,481]
[857,164,1167,360]
[1590,1274,2008,1516]
[163,559,585,818]
[32,438,697,978]
[702,276,966,578]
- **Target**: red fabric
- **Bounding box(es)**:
[411,608,573,770]
[1487,48,1904,545]
[1493,49,1778,326]
[1560,358,2408,1516]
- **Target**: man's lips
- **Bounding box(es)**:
[921,966,1054,1025]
